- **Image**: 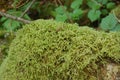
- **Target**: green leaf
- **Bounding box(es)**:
[7,10,31,20]
[24,14,31,20]
[55,14,67,22]
[0,17,7,22]
[71,9,83,20]
[11,21,21,30]
[19,2,31,11]
[106,2,116,10]
[111,23,120,31]
[7,10,21,16]
[0,10,30,31]
[97,0,108,5]
[2,19,12,31]
[87,0,101,10]
[100,13,118,31]
[71,0,83,9]
[55,6,67,15]
[20,1,40,12]
[12,0,19,7]
[2,19,21,31]
[88,9,101,22]
[101,9,108,15]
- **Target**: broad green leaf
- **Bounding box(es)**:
[87,0,101,10]
[71,0,83,9]
[71,9,83,20]
[55,6,67,15]
[100,13,118,31]
[111,23,120,31]
[55,14,67,22]
[88,9,101,22]
[107,2,116,10]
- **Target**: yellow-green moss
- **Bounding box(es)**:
[0,19,120,80]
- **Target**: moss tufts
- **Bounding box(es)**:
[0,19,120,80]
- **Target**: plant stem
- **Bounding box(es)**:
[0,11,31,24]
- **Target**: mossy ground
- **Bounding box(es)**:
[0,19,120,80]
[0,31,14,65]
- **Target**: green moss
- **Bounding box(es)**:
[0,19,120,80]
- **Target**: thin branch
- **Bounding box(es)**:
[0,11,31,24]
[113,10,120,23]
[12,0,30,9]
[20,0,36,18]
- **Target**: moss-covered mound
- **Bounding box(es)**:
[0,19,120,80]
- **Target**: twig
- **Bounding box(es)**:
[12,0,30,9]
[0,11,31,24]
[20,0,36,18]
[113,10,120,23]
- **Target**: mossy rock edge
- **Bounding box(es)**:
[0,19,120,80]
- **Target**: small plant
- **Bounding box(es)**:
[100,13,120,31]
[54,0,118,31]
[0,10,30,31]
[54,0,84,22]
[0,0,119,31]
[100,5,120,31]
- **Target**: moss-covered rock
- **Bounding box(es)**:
[0,19,120,80]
